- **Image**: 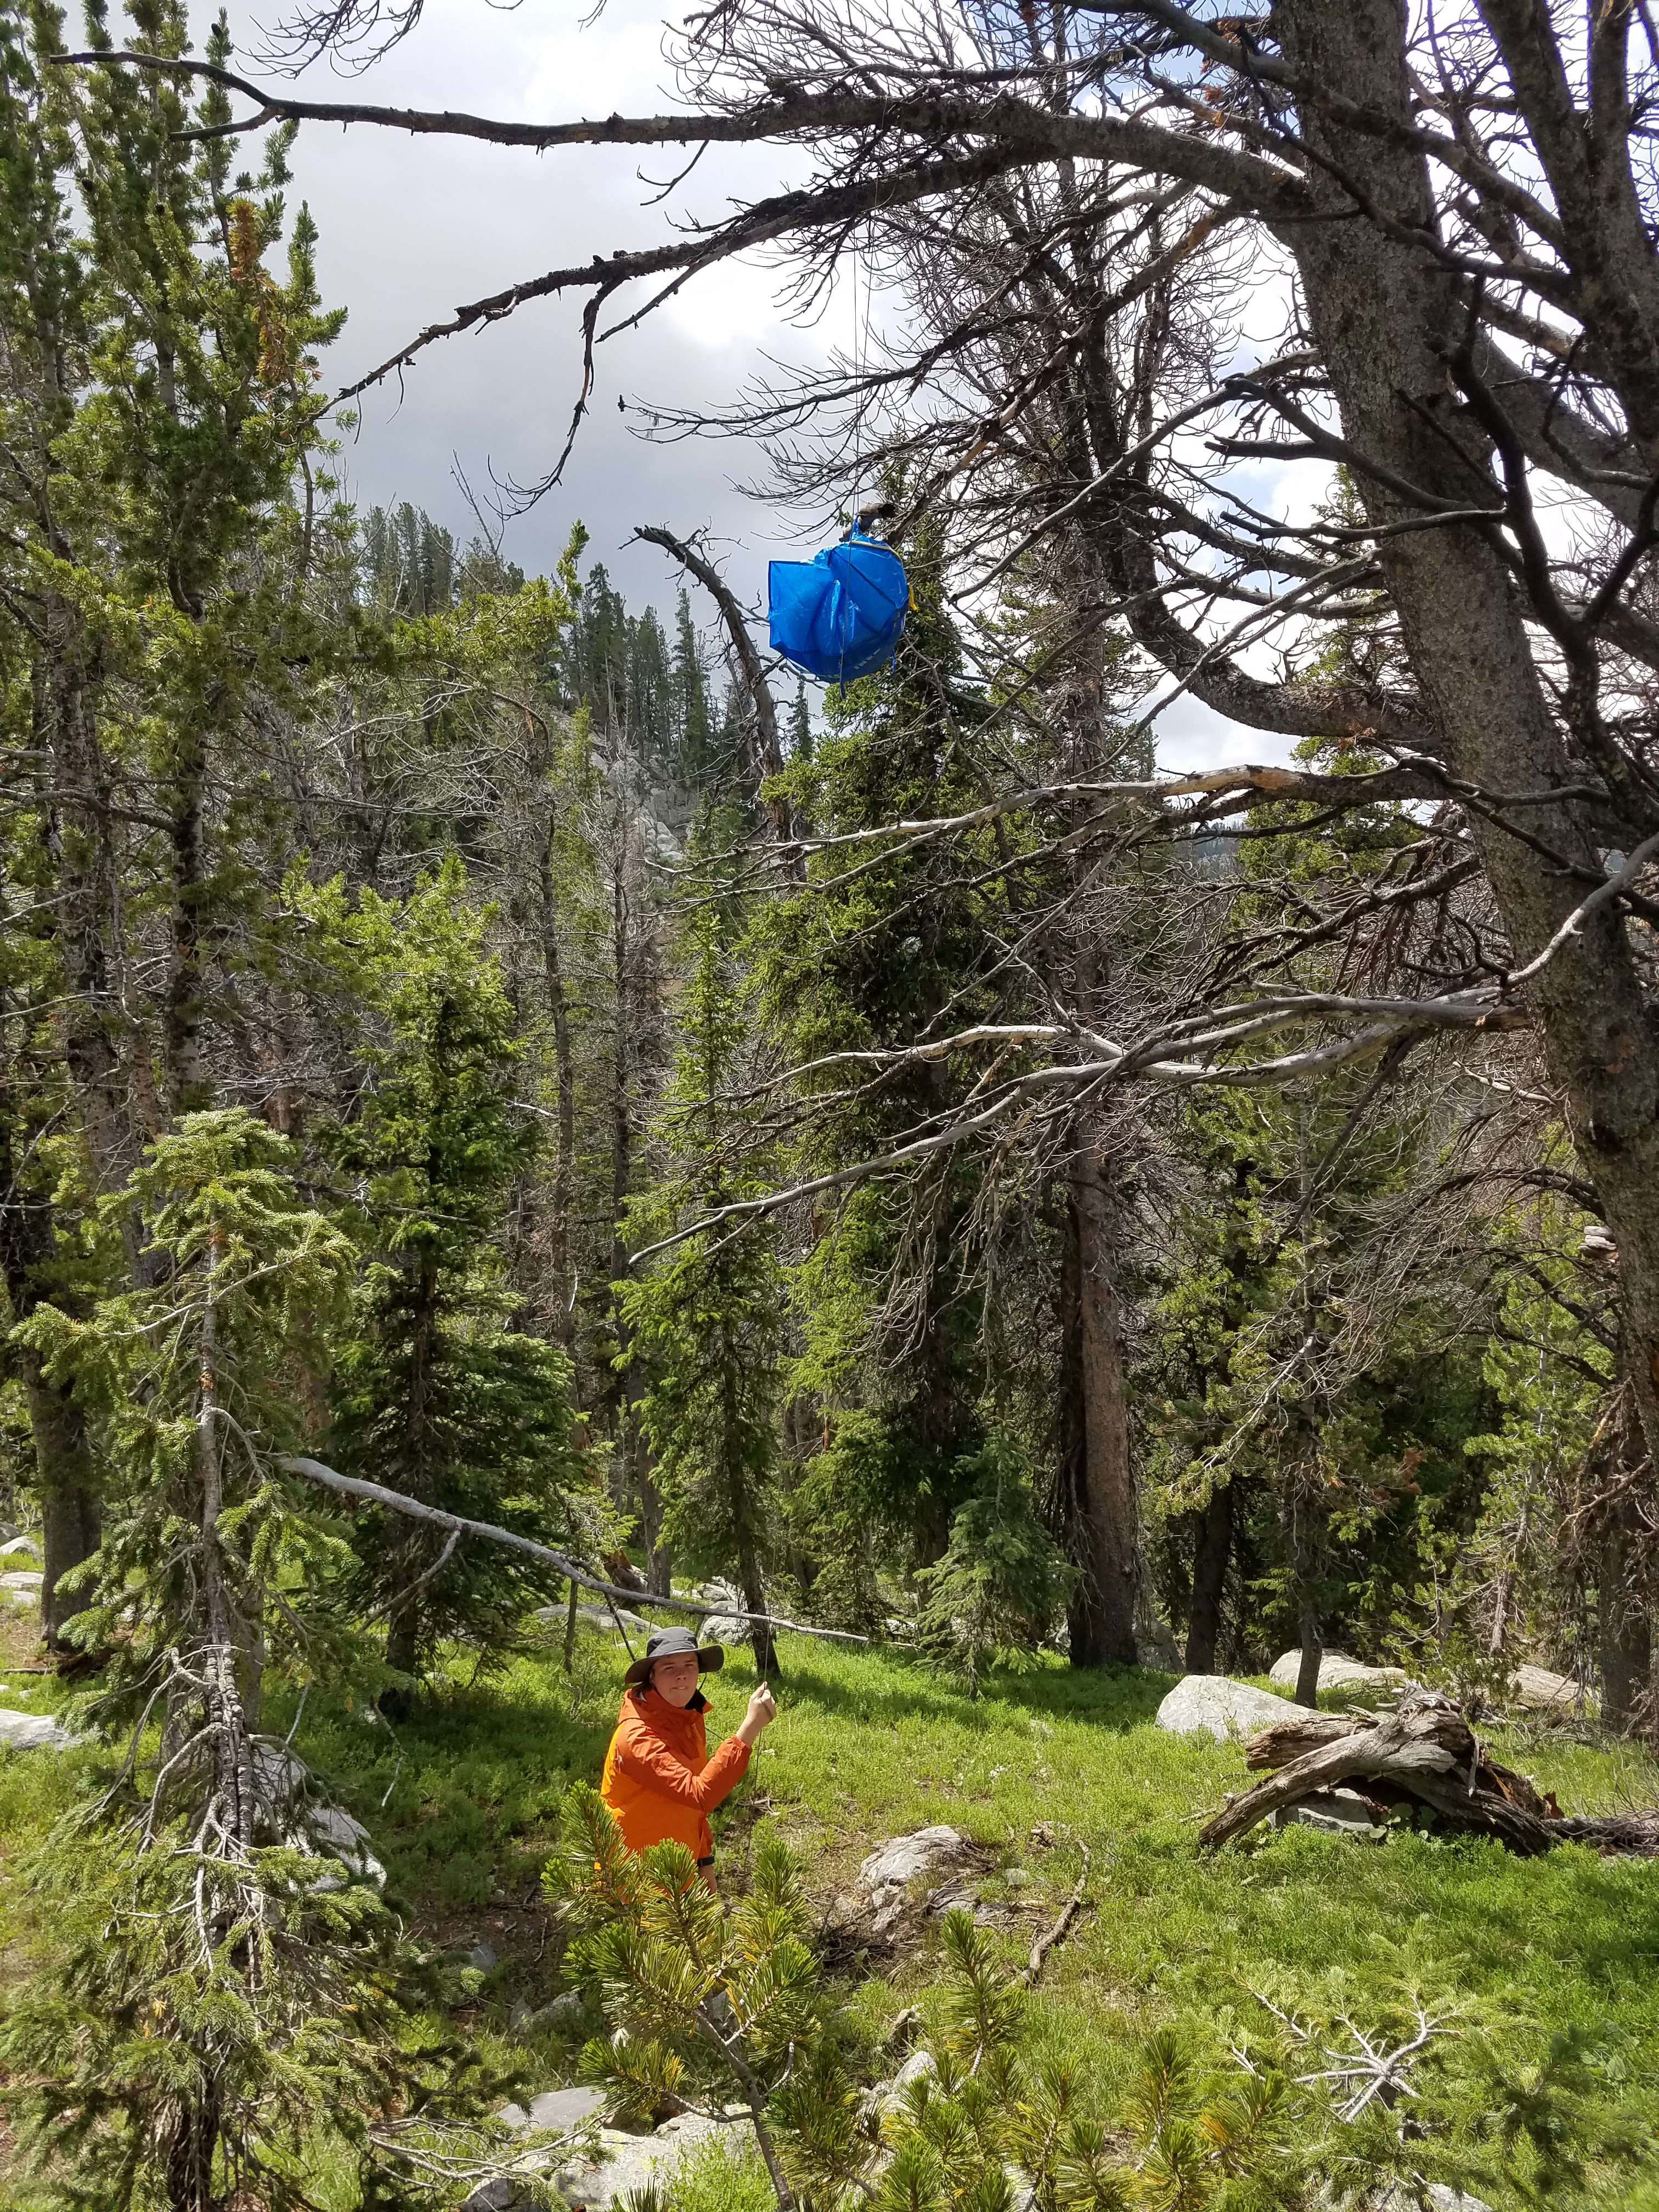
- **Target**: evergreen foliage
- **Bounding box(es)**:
[624,809,784,1661]
[0,1110,467,2209]
[304,862,589,1682]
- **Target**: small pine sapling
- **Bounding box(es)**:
[547,1785,820,2209]
[863,1914,1302,2212]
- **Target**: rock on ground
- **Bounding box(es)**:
[1134,1604,1183,1671]
[554,2113,752,2208]
[0,1707,75,1751]
[697,1579,752,1643]
[250,1744,386,1887]
[1155,1675,1303,1740]
[1510,1663,1598,1716]
[1268,1651,1410,1694]
[496,2087,606,2133]
[468,2091,760,2209]
[0,1535,42,1561]
[857,1826,972,1892]
[1273,1788,1385,1841]
[1364,2189,1495,2212]
[835,1826,978,1939]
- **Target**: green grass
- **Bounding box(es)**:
[295,1632,1659,2147]
[2,1624,1657,2203]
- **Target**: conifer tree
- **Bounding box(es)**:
[305,860,588,1686]
[624,809,783,1669]
[0,0,348,1633]
[1,1112,474,2211]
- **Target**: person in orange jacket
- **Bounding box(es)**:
[600,1626,777,1879]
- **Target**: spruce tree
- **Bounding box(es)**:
[306,860,588,1687]
[303,854,588,1681]
[623,809,784,1670]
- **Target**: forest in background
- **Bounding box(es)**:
[3,0,1659,2203]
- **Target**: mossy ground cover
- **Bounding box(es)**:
[1,1622,1656,2204]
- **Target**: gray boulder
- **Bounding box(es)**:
[250,1743,387,1888]
[0,1707,76,1751]
[548,2112,753,2207]
[697,1579,751,1642]
[1134,1602,1183,1671]
[1365,2188,1495,2212]
[1268,1651,1410,1695]
[1155,1674,1303,1740]
[1510,1663,1598,1716]
[0,1535,42,1562]
[496,2086,606,2133]
[534,1989,593,2035]
[1,1570,42,1609]
[533,1601,652,1640]
[847,1826,975,1938]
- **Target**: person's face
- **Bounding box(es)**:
[650,1652,700,1707]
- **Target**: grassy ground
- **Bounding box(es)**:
[1,1618,1657,2205]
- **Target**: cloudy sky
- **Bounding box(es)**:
[211,0,1285,769]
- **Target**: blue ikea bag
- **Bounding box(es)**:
[768,531,909,684]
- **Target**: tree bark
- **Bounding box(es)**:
[1598,1398,1654,1734]
[1059,1144,1137,1665]
[1184,1480,1233,1674]
[35,601,140,1197]
[385,1254,439,1689]
[0,1057,100,1650]
[536,805,578,1354]
[736,1534,779,1677]
[1294,1592,1322,1712]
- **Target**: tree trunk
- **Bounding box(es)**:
[1059,1144,1137,1666]
[0,1069,101,1651]
[1599,1399,1654,1734]
[537,808,578,1354]
[1274,0,1659,1475]
[163,724,209,1118]
[385,1257,439,1690]
[1184,1481,1233,1674]
[35,596,137,1201]
[634,1441,673,1598]
[38,1435,100,1650]
[737,1536,778,1677]
[1294,1593,1323,1712]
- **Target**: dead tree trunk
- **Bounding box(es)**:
[1598,1396,1654,1734]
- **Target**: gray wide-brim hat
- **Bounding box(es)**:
[624,1624,726,1688]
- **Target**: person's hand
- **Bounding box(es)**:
[737,1682,777,1746]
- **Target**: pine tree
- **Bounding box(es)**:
[304,860,588,1688]
[1,1111,476,2211]
[623,809,784,1670]
[549,1787,820,2211]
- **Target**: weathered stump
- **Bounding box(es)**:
[1200,1690,1658,1857]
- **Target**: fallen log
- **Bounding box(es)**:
[278,1457,870,1647]
[1200,1690,1655,1857]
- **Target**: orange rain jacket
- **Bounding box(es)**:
[599,1685,752,1861]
